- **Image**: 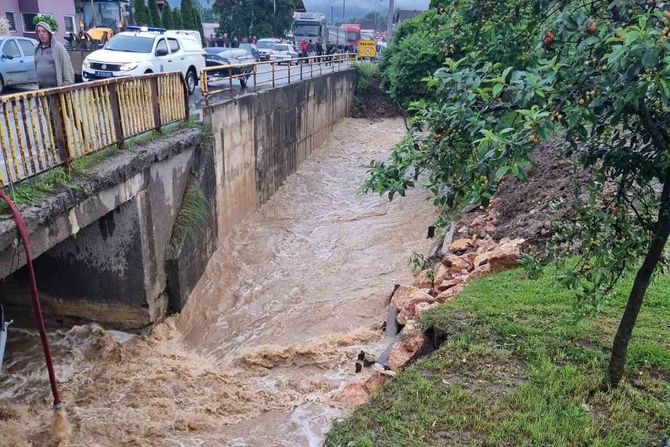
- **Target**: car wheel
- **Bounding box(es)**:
[185,69,197,95]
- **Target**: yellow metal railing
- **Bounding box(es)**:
[200,52,358,105]
[0,72,188,187]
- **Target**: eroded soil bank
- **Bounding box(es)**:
[0,118,435,446]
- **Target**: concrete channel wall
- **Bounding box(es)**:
[204,69,355,238]
[0,69,355,329]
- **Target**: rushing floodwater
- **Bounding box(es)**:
[0,117,435,446]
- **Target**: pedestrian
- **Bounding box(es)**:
[208,34,215,47]
[34,21,75,89]
[232,36,239,48]
[316,41,323,58]
[252,35,257,45]
[300,39,308,60]
[222,32,229,47]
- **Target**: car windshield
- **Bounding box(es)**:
[105,35,154,53]
[346,32,359,41]
[272,44,290,51]
[257,40,275,49]
[293,24,319,37]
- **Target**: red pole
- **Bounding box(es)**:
[0,189,61,408]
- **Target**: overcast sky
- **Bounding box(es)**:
[303,0,429,22]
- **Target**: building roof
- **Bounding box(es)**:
[393,9,423,24]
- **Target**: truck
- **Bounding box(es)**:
[340,23,361,50]
[361,29,375,41]
[291,12,346,51]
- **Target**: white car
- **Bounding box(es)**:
[82,27,205,94]
[269,43,299,64]
[256,38,281,61]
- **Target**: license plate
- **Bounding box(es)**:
[95,70,113,78]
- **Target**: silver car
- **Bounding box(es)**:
[0,36,38,94]
[269,43,299,65]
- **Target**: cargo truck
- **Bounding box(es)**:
[292,12,347,51]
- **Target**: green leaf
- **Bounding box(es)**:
[492,83,504,97]
[642,48,659,69]
[495,166,510,180]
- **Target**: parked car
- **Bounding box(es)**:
[256,38,281,61]
[81,27,206,94]
[204,47,255,87]
[239,43,259,62]
[0,36,38,94]
[269,43,299,65]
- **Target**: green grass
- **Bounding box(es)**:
[168,181,210,252]
[326,268,670,446]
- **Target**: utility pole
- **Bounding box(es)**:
[343,0,345,22]
[331,6,334,24]
[386,0,394,39]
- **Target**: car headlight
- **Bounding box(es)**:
[82,59,91,70]
[120,62,138,71]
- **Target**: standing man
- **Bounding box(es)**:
[34,22,75,89]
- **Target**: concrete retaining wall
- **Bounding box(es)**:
[205,69,355,238]
[0,69,355,329]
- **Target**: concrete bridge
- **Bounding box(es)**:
[0,69,356,329]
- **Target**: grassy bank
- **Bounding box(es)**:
[326,268,670,446]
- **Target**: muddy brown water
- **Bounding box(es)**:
[0,118,435,446]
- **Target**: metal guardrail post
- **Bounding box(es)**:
[300,60,303,80]
[48,95,71,170]
[253,64,257,92]
[272,63,275,88]
[288,62,291,84]
[108,84,125,148]
[149,77,161,132]
[320,56,323,76]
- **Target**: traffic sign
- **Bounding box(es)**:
[358,40,376,58]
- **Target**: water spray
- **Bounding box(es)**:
[0,189,70,445]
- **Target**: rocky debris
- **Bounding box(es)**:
[473,238,524,273]
[448,239,473,254]
[413,269,434,288]
[362,371,387,393]
[340,382,370,406]
[377,211,528,373]
[390,285,437,325]
[388,322,425,371]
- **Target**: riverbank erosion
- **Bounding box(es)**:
[0,118,436,446]
[325,145,670,446]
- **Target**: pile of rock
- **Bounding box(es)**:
[338,208,526,404]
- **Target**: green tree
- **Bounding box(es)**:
[366,0,670,389]
[133,0,150,26]
[147,0,162,27]
[215,0,293,38]
[194,9,205,43]
[162,2,174,29]
[181,0,196,30]
[173,9,183,29]
[32,14,58,32]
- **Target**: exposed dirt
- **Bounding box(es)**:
[492,143,590,246]
[351,93,402,119]
[453,142,590,249]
